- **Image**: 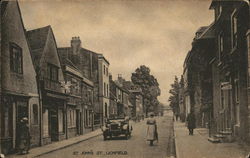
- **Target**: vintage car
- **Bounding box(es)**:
[101,117,132,140]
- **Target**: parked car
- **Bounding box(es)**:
[101,117,132,140]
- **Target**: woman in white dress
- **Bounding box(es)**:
[146,113,158,146]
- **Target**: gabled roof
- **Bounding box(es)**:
[209,0,246,9]
[26,26,50,51]
[26,26,51,68]
[198,22,216,39]
[197,26,208,34]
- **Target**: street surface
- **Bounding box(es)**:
[38,113,175,158]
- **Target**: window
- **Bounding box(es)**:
[218,33,224,61]
[47,64,59,81]
[104,83,106,96]
[107,84,109,97]
[88,90,92,103]
[106,68,108,76]
[32,104,39,125]
[67,109,76,128]
[232,14,238,48]
[84,110,92,127]
[104,65,106,75]
[9,42,23,74]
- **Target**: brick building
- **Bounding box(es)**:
[58,37,110,126]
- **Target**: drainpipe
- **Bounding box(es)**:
[247,29,250,141]
[36,67,43,146]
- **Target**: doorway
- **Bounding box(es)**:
[76,110,80,135]
[50,108,58,141]
[16,100,28,149]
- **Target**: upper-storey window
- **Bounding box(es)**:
[104,82,106,96]
[10,42,23,74]
[104,65,106,75]
[232,13,238,49]
[47,63,59,81]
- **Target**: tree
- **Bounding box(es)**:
[168,76,180,115]
[131,65,161,116]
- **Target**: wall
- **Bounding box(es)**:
[1,1,38,95]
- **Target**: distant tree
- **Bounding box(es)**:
[131,65,161,116]
[168,76,180,116]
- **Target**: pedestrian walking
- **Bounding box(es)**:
[186,110,196,135]
[146,112,158,146]
[17,117,31,154]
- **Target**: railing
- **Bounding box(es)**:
[43,79,63,93]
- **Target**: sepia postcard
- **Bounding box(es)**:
[0,0,250,158]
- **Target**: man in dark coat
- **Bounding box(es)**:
[186,110,196,135]
[17,117,31,154]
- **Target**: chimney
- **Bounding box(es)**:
[71,36,81,55]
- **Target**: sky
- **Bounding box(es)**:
[19,0,214,105]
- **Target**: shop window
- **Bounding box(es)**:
[58,109,64,132]
[9,42,23,74]
[68,109,76,128]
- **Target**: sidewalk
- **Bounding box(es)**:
[6,129,102,158]
[174,121,249,158]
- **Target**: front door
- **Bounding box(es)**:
[50,108,58,141]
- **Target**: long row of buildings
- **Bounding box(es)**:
[0,1,145,154]
[180,0,250,143]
